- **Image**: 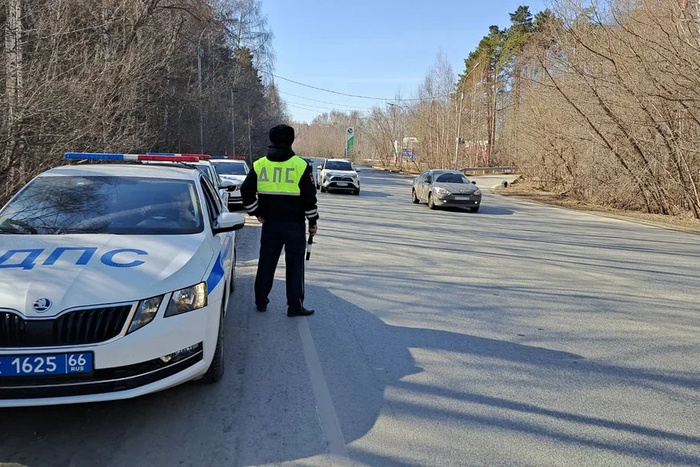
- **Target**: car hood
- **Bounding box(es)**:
[219,174,246,183]
[0,234,213,317]
[434,182,479,194]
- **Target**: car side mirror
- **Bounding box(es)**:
[213,212,245,234]
[220,180,235,189]
[472,181,477,185]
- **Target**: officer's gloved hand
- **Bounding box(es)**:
[309,224,318,236]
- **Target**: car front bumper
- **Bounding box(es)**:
[321,178,360,191]
[434,195,481,208]
[0,297,222,407]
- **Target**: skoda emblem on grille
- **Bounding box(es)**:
[33,298,52,313]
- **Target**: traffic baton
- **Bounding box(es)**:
[306,234,314,261]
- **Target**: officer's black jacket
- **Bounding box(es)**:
[240,147,319,226]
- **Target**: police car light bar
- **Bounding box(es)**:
[147,152,210,159]
[64,153,200,162]
[210,155,246,160]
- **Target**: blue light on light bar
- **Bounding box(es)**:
[64,152,128,160]
[63,152,200,162]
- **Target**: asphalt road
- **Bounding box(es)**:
[1,169,699,466]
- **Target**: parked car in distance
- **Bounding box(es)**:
[316,158,360,195]
[412,169,482,212]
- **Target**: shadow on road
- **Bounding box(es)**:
[1,283,699,466]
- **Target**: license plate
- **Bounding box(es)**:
[336,182,348,186]
[454,196,470,201]
[0,352,93,377]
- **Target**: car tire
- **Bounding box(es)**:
[201,304,225,384]
[469,206,480,213]
[411,189,419,204]
[354,188,360,195]
[428,193,437,210]
[320,185,326,193]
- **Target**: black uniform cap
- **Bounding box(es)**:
[269,124,295,148]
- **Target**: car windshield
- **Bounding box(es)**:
[435,173,470,184]
[0,176,204,235]
[326,161,352,171]
[212,162,248,175]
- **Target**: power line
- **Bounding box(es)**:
[285,102,333,113]
[284,99,372,112]
[279,91,374,110]
[266,71,452,102]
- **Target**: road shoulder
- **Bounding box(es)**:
[495,182,700,235]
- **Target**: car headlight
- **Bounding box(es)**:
[473,189,482,196]
[165,282,208,317]
[128,295,164,334]
[434,187,450,197]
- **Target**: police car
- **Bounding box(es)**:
[146,153,233,210]
[210,156,249,207]
[0,153,245,407]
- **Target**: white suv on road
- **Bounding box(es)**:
[316,159,360,195]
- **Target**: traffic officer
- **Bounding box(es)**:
[240,124,319,317]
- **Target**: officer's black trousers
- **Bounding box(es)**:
[255,220,306,311]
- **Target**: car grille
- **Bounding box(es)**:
[331,176,354,182]
[0,305,133,348]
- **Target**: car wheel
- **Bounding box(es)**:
[354,188,360,195]
[428,193,437,210]
[411,189,419,204]
[320,185,326,193]
[469,206,480,213]
[201,305,225,384]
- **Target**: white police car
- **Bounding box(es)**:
[0,153,245,407]
[210,157,249,207]
[145,153,233,211]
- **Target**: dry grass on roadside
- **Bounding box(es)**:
[495,180,700,235]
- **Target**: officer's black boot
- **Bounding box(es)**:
[287,307,314,317]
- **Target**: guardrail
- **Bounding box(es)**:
[460,166,516,175]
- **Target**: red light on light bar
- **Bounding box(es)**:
[181,153,210,159]
[139,155,200,162]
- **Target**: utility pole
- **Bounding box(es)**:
[454,62,480,171]
[453,92,464,170]
[247,105,253,163]
[230,88,236,155]
[197,46,204,154]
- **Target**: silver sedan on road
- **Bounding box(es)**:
[412,169,482,212]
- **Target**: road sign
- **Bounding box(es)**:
[346,127,354,158]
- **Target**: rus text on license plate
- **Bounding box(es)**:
[454,196,470,201]
[0,353,94,377]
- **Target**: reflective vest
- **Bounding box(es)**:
[254,156,308,196]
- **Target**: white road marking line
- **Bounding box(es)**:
[297,318,352,466]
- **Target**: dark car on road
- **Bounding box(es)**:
[412,169,482,211]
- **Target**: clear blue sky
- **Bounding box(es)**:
[261,0,547,123]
